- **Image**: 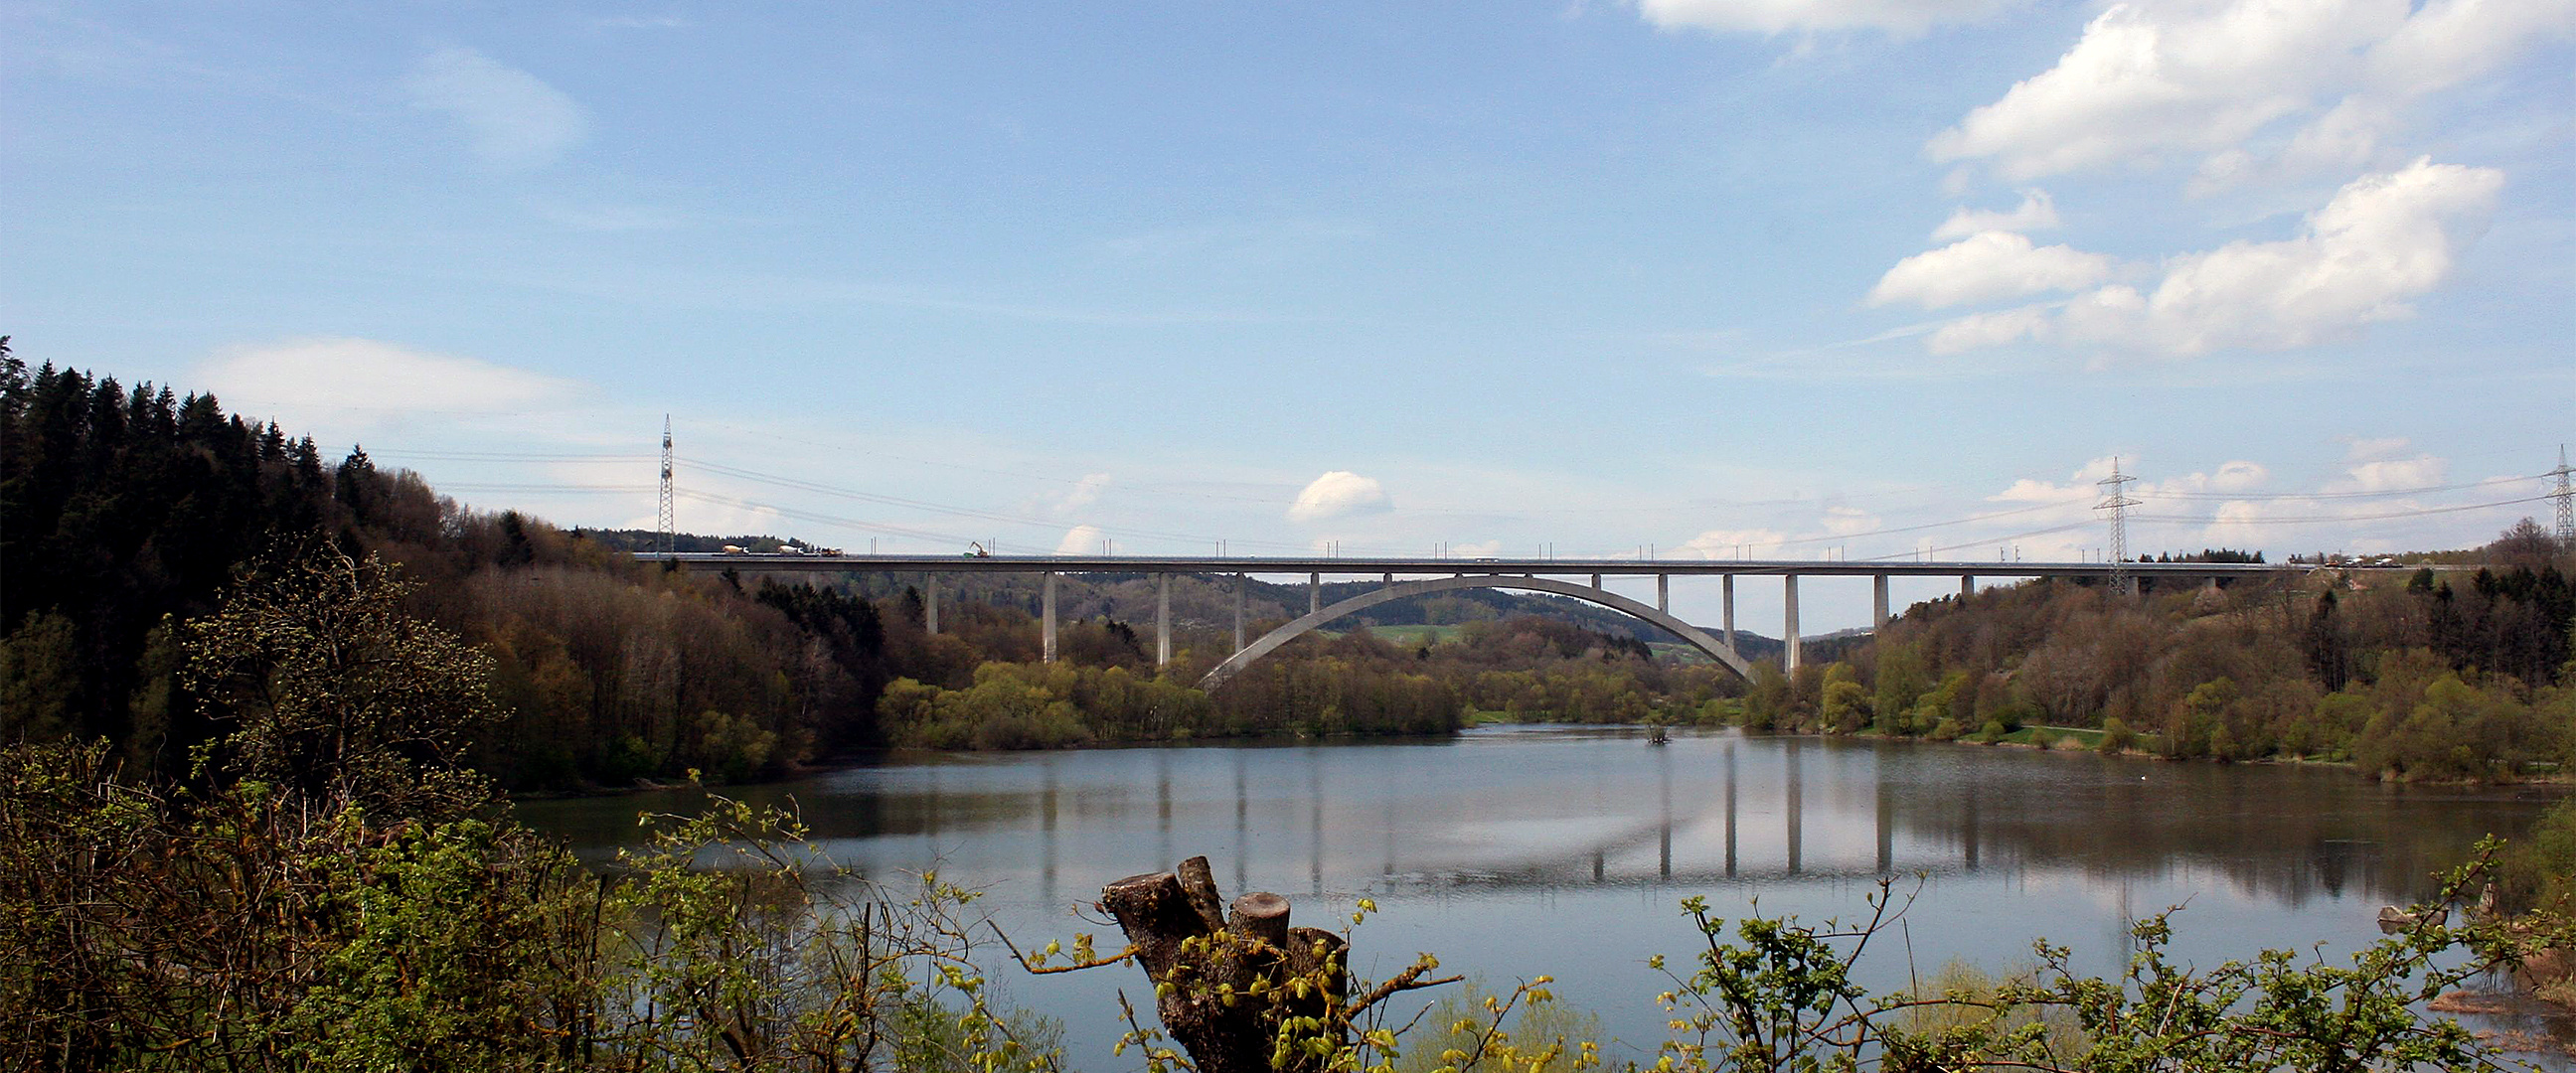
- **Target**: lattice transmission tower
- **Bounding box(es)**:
[657,415,676,559]
[2096,457,2141,597]
[2551,444,2574,551]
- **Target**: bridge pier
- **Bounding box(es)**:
[1783,575,1801,673]
[1157,573,1172,667]
[1657,573,1669,614]
[1961,574,1974,599]
[1042,571,1056,662]
[1308,572,1319,615]
[1721,574,1735,651]
[1590,573,1602,590]
[1233,573,1245,650]
[1872,574,1890,629]
[926,575,939,636]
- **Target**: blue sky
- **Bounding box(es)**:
[6,0,2570,631]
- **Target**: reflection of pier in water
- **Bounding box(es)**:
[557,732,2534,911]
[1008,735,2020,899]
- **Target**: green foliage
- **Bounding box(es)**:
[1386,977,1601,1073]
[1838,539,2574,780]
[185,550,502,818]
[1821,679,1870,735]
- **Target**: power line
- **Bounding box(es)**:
[2140,472,2542,501]
[2130,494,2554,526]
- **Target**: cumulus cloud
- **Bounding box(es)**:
[1868,231,2116,309]
[1055,524,1105,555]
[2206,460,2269,492]
[1287,471,1391,523]
[1637,0,2019,35]
[2069,158,2498,354]
[1927,305,2054,355]
[1682,528,1791,558]
[1927,159,2498,357]
[1928,0,2569,183]
[198,337,581,413]
[1932,190,2061,240]
[404,47,587,169]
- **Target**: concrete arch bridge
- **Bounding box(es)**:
[646,551,2325,687]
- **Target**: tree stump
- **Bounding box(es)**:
[1099,856,1348,1073]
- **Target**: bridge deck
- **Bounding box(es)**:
[637,552,2367,579]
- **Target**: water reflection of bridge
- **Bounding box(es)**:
[709,733,2515,913]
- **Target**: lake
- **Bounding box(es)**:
[516,725,2573,1067]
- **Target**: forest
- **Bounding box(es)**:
[1731,527,2575,782]
[0,348,1735,790]
[7,344,2572,794]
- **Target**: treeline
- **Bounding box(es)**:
[1728,524,2575,781]
[868,614,1738,750]
[0,345,926,789]
[3,348,1750,785]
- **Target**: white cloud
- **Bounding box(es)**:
[2335,455,2446,492]
[1868,231,2116,309]
[1055,524,1106,555]
[1927,305,2054,354]
[1931,0,2383,180]
[1929,0,2569,183]
[1821,505,1881,536]
[1637,0,2019,35]
[2069,158,2499,355]
[1449,539,1504,557]
[1682,528,1791,558]
[1054,473,1112,515]
[1287,471,1392,523]
[404,47,587,169]
[198,337,581,414]
[1932,190,2061,240]
[2369,0,2575,94]
[2205,460,2268,492]
[1930,159,2499,357]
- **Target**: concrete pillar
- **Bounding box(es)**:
[1382,571,1392,586]
[1308,572,1320,615]
[1721,574,1736,650]
[1042,571,1056,663]
[1960,574,1974,599]
[1657,574,1669,614]
[1783,574,1801,673]
[1872,574,1890,629]
[925,575,939,636]
[1156,573,1172,666]
[1232,573,1245,650]
[1590,572,1603,589]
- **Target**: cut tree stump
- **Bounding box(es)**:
[1099,856,1349,1073]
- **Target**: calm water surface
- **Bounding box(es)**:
[517,726,2571,1067]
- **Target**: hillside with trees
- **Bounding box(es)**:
[1,349,1748,789]
[1733,527,2575,782]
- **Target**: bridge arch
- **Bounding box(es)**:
[1197,574,1753,690]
